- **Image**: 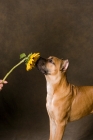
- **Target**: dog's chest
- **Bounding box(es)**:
[47,83,54,94]
[46,93,54,116]
[46,83,56,118]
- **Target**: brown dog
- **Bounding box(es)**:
[36,56,93,140]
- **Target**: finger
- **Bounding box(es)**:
[3,81,8,84]
[0,80,3,83]
[0,80,8,84]
[0,84,3,88]
[0,84,3,91]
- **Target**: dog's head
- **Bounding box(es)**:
[36,56,69,76]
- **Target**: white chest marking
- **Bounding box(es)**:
[46,83,54,118]
[47,83,54,94]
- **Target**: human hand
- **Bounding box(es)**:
[0,80,8,91]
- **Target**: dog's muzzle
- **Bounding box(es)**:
[36,57,48,75]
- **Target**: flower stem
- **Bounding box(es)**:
[2,57,27,83]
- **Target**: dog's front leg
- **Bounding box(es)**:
[54,120,66,140]
[49,117,56,140]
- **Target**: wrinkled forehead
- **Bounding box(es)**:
[48,56,61,62]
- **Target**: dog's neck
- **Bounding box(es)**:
[45,73,69,95]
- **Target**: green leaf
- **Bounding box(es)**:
[20,53,26,59]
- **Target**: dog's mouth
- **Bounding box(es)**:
[36,57,49,75]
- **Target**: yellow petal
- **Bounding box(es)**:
[26,53,40,71]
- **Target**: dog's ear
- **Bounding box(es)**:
[60,59,69,71]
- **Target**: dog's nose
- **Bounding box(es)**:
[39,57,46,62]
[35,57,46,66]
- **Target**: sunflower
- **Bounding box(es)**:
[2,52,40,82]
[26,53,40,71]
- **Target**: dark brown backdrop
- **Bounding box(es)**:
[0,0,93,140]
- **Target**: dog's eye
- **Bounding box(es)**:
[48,59,53,63]
[47,59,55,65]
[48,59,52,63]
